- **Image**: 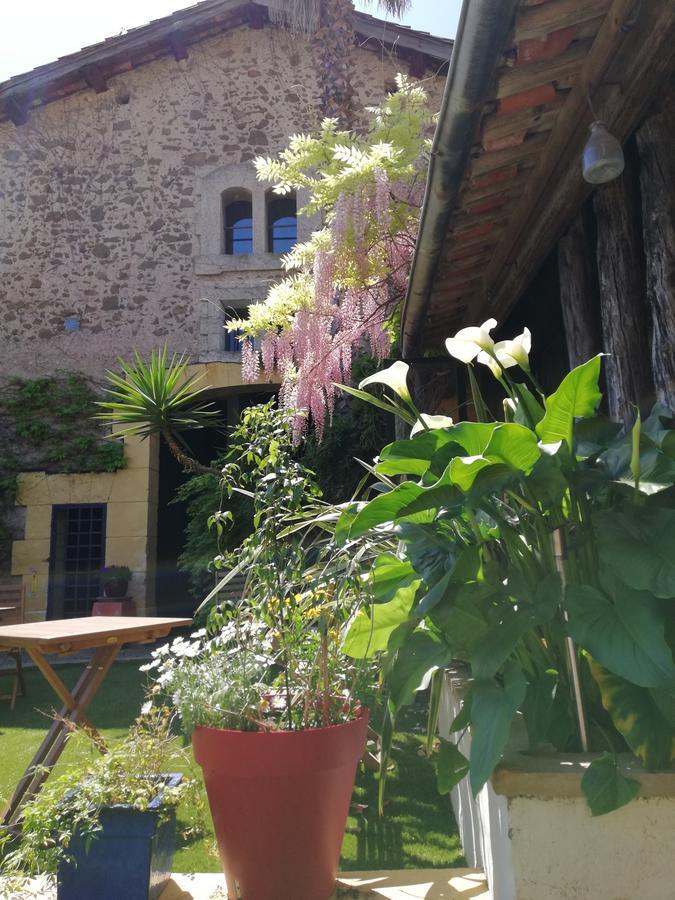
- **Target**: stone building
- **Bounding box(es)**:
[0,0,450,620]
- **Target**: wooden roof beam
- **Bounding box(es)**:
[5,93,28,126]
[470,130,550,177]
[406,50,428,79]
[515,0,611,41]
[481,0,675,321]
[497,41,592,100]
[167,30,189,61]
[79,63,108,94]
[244,3,268,29]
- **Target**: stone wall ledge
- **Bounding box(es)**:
[493,751,675,799]
[193,254,282,275]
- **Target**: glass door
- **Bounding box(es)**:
[48,504,106,619]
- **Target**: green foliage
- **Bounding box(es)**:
[435,739,470,796]
[535,354,603,447]
[173,371,392,600]
[97,348,221,444]
[149,403,379,734]
[173,463,253,600]
[565,581,675,689]
[589,660,675,770]
[0,709,198,889]
[100,565,132,584]
[580,753,640,817]
[337,328,675,816]
[298,354,396,501]
[469,663,527,796]
[342,580,420,658]
[232,75,434,339]
[0,375,126,475]
[0,374,126,565]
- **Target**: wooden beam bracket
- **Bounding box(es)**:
[245,3,268,30]
[79,63,108,94]
[168,30,188,61]
[4,93,28,126]
[407,50,428,79]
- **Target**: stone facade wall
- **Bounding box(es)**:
[0,22,444,382]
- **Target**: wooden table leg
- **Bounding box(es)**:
[1,644,121,828]
[28,647,102,743]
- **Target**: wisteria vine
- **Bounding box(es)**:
[229,75,433,440]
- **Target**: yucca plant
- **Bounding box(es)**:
[97,348,222,475]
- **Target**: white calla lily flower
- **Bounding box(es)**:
[494,327,532,371]
[410,413,454,437]
[445,318,498,363]
[477,350,503,379]
[359,360,412,404]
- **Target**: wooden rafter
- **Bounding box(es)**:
[482,0,675,320]
[167,30,189,61]
[4,93,28,126]
[79,63,108,94]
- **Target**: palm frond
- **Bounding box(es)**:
[96,348,222,444]
[361,0,412,17]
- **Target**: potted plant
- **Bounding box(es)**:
[143,405,376,900]
[337,322,675,900]
[0,708,196,900]
[100,564,132,598]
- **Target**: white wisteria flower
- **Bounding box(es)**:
[445,319,498,363]
[494,328,532,371]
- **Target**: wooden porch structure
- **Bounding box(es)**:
[403,0,675,421]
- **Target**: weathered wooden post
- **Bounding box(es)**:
[593,146,653,423]
[558,205,602,369]
[636,87,675,410]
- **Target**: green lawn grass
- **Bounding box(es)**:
[0,661,465,873]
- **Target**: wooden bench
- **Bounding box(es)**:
[0,584,27,710]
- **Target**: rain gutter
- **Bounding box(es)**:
[401,0,521,357]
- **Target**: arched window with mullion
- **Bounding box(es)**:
[223,189,253,255]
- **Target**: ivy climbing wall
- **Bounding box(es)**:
[0,375,125,577]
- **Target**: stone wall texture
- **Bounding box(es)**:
[0,22,444,382]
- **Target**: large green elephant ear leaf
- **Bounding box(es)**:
[581,753,640,816]
[347,482,424,538]
[446,423,542,493]
[376,430,456,477]
[435,739,470,795]
[469,661,526,796]
[372,554,417,601]
[588,659,675,770]
[342,580,420,659]
[536,354,603,448]
[565,581,675,689]
[387,630,452,712]
[594,509,675,598]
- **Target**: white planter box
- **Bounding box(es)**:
[439,669,675,900]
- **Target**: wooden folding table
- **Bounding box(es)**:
[0,615,190,828]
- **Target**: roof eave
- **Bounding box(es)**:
[401,0,519,357]
[0,1,452,125]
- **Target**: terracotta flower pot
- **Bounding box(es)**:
[192,711,368,900]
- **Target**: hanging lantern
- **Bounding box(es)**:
[582,121,625,184]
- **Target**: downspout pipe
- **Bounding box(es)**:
[401,0,520,358]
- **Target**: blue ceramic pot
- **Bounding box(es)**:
[57,773,182,900]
